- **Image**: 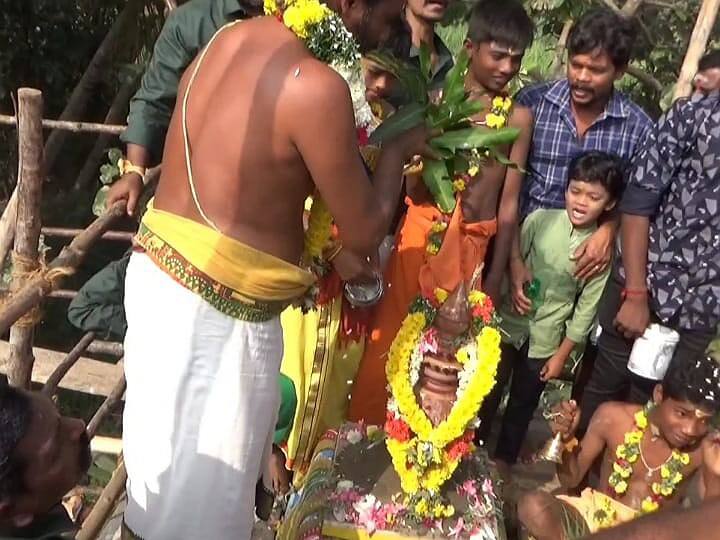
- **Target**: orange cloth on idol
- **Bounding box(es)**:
[347,197,497,425]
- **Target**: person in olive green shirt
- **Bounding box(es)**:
[119,0,261,189]
[476,151,624,471]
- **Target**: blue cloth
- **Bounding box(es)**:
[618,92,720,331]
[516,79,652,216]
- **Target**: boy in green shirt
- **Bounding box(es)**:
[476,151,624,473]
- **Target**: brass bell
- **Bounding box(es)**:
[536,432,565,464]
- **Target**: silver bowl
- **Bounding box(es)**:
[344,272,384,307]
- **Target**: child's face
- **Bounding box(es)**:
[565,179,614,228]
[362,60,396,103]
[465,41,525,94]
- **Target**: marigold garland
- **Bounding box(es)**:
[384,289,501,518]
[608,405,690,514]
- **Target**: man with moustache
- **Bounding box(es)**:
[510,8,651,311]
[0,379,91,539]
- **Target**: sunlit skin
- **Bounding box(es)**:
[0,392,91,529]
[518,390,720,540]
[565,179,615,229]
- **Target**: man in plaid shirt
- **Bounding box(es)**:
[507,8,651,309]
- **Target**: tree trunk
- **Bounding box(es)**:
[673,0,720,100]
[73,74,141,192]
[42,0,143,173]
[551,19,574,78]
[6,89,44,389]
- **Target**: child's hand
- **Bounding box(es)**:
[510,257,532,315]
[540,354,566,382]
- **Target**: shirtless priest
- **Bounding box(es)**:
[107,1,431,538]
[518,353,720,540]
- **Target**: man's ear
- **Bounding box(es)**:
[653,383,664,405]
[604,199,617,213]
[464,39,474,52]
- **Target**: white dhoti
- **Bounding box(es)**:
[122,253,282,540]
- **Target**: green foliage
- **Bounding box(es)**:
[370,47,519,213]
[92,148,123,217]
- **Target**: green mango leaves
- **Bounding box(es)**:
[366,46,520,212]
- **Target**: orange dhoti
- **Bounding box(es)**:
[347,198,497,424]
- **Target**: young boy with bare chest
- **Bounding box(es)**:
[518,353,720,539]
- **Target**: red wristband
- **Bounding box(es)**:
[621,288,648,300]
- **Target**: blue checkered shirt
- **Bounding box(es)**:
[516,79,652,216]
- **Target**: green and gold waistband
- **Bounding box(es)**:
[135,225,289,322]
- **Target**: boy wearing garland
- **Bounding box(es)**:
[349,0,535,426]
[518,353,720,539]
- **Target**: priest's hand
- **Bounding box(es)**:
[332,249,375,282]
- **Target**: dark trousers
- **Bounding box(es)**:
[476,342,548,464]
[578,274,716,433]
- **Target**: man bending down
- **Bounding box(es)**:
[107,1,430,538]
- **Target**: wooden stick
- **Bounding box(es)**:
[0,115,126,135]
[86,340,124,357]
[42,0,143,172]
[673,0,720,99]
[7,89,44,389]
[42,332,96,396]
[621,0,645,16]
[47,289,77,300]
[86,373,126,439]
[0,176,19,270]
[0,201,125,336]
[75,458,127,540]
[90,436,123,456]
[551,19,574,78]
[41,227,134,242]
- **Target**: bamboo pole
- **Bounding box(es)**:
[75,458,127,540]
[42,332,96,396]
[673,0,720,99]
[0,201,125,337]
[86,374,126,439]
[6,89,44,389]
[0,115,126,135]
[42,0,143,172]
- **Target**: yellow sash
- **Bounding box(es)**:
[140,201,314,303]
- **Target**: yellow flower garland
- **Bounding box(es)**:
[608,407,690,514]
[303,195,333,262]
[385,306,501,498]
